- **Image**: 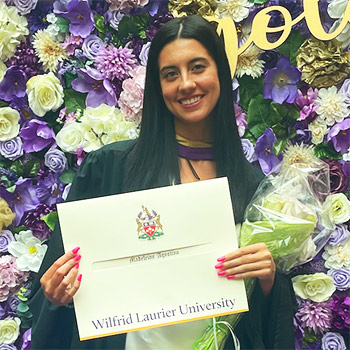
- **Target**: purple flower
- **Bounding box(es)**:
[263,55,301,104]
[58,0,95,38]
[20,119,56,153]
[328,225,350,246]
[5,294,20,314]
[327,119,350,154]
[0,137,23,161]
[139,41,151,66]
[0,67,27,102]
[330,294,350,330]
[235,104,247,137]
[21,328,31,350]
[62,35,83,56]
[0,344,17,350]
[291,121,312,145]
[72,66,117,107]
[108,10,124,31]
[294,316,305,350]
[0,178,39,226]
[241,139,257,163]
[321,332,346,350]
[295,88,318,121]
[260,50,280,70]
[22,204,54,240]
[82,34,104,61]
[12,0,38,15]
[36,173,64,206]
[0,230,15,253]
[322,159,348,194]
[95,45,137,81]
[255,128,282,175]
[44,148,68,174]
[328,269,350,291]
[27,2,52,32]
[339,79,350,104]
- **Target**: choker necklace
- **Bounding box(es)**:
[176,135,214,181]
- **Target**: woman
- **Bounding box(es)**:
[29,15,296,349]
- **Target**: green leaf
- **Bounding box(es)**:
[269,103,285,124]
[10,160,24,176]
[277,31,305,66]
[23,158,40,177]
[64,71,78,89]
[237,75,264,111]
[249,0,270,3]
[41,212,58,231]
[64,89,86,115]
[17,302,29,313]
[272,123,289,139]
[314,143,342,160]
[247,94,271,139]
[118,16,139,39]
[94,14,107,34]
[273,139,288,156]
[12,225,27,234]
[56,17,70,34]
[0,100,9,108]
[59,169,76,184]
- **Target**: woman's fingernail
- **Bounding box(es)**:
[74,254,81,261]
[217,256,226,262]
[72,247,80,254]
[226,274,235,279]
[74,263,79,269]
[77,274,82,282]
[217,270,226,276]
[215,263,224,269]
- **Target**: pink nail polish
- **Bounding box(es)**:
[77,274,82,282]
[74,263,79,269]
[72,247,80,254]
[74,254,81,261]
[217,256,226,262]
[217,270,226,276]
[215,263,224,269]
[226,274,235,279]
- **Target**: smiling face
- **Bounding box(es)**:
[158,38,220,140]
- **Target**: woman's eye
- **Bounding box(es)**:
[164,71,178,80]
[192,64,206,72]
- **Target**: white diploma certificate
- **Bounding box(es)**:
[57,177,248,341]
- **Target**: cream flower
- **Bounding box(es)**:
[0,198,16,232]
[309,119,329,145]
[217,0,253,22]
[32,30,67,72]
[323,193,350,227]
[0,107,20,141]
[315,86,350,126]
[0,61,7,82]
[26,72,64,117]
[7,230,47,273]
[56,121,85,153]
[292,273,336,302]
[322,239,350,269]
[0,2,28,61]
[236,43,264,79]
[0,317,20,344]
[281,143,320,171]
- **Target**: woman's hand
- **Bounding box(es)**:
[215,243,276,296]
[40,247,82,306]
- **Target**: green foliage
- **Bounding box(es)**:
[56,17,70,34]
[41,212,58,231]
[12,225,27,234]
[64,71,78,89]
[237,75,264,111]
[59,168,77,184]
[277,31,305,66]
[0,100,8,108]
[64,88,86,115]
[94,14,107,37]
[273,139,288,156]
[9,158,40,178]
[249,0,270,3]
[314,143,342,160]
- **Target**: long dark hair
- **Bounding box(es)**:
[125,15,259,222]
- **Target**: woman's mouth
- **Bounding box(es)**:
[179,95,204,106]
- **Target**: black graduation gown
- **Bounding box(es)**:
[29,140,296,350]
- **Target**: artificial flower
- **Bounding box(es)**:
[241,139,257,163]
[328,225,350,246]
[295,88,318,121]
[0,317,21,345]
[322,159,348,194]
[108,10,125,31]
[56,121,85,153]
[339,79,350,104]
[236,43,264,79]
[62,35,83,56]
[308,119,328,145]
[35,172,65,206]
[328,268,350,291]
[0,137,24,161]
[26,72,64,117]
[322,238,350,269]
[139,42,151,66]
[281,143,319,171]
[32,30,67,72]
[292,273,336,302]
[296,300,332,334]
[81,34,105,61]
[21,328,31,350]
[296,38,350,88]
[106,0,149,12]
[235,104,247,137]
[0,199,16,233]
[8,230,47,273]
[263,56,301,104]
[321,332,346,350]
[217,0,253,22]
[12,0,38,15]
[44,148,68,174]
[327,119,350,154]
[27,2,52,32]
[328,0,350,49]
[329,294,350,330]
[322,193,350,227]
[0,61,7,82]
[291,122,312,145]
[168,0,218,17]
[0,2,29,61]
[95,45,137,81]
[0,107,20,142]
[0,230,15,254]
[0,67,27,102]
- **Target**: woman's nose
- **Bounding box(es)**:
[179,74,196,93]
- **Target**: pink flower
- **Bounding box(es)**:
[235,104,247,137]
[62,35,83,56]
[295,87,318,121]
[118,66,146,126]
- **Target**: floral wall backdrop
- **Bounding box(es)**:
[0,0,349,349]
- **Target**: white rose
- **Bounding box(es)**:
[322,239,350,269]
[80,123,103,152]
[323,193,350,227]
[0,317,20,344]
[309,119,329,145]
[56,121,85,153]
[292,273,336,302]
[328,0,348,19]
[0,107,20,141]
[0,60,7,82]
[26,72,64,117]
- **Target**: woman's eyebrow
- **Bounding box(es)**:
[159,57,210,73]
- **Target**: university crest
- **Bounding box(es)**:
[136,206,164,240]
